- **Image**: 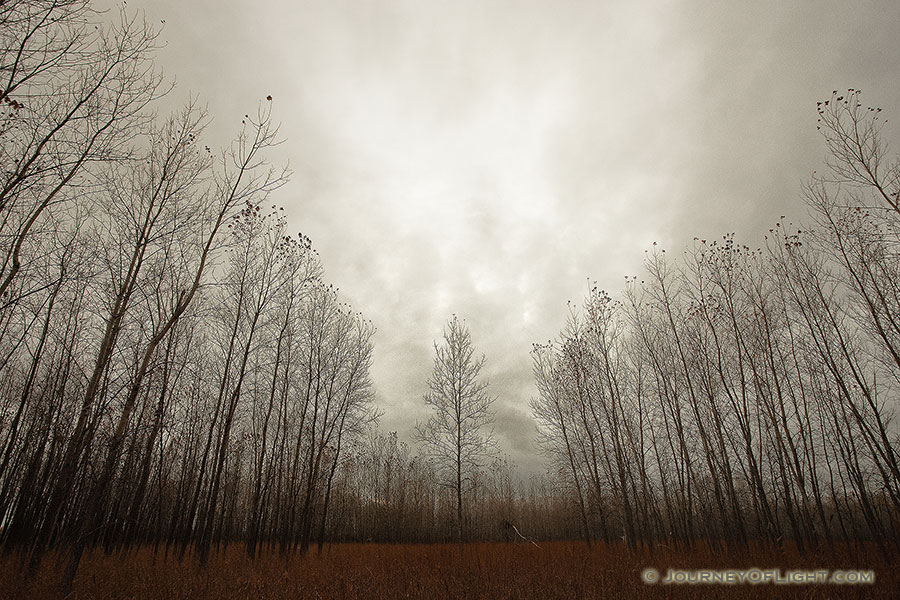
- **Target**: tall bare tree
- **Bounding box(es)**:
[414,315,498,543]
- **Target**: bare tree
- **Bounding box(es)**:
[414,315,498,543]
[0,1,163,306]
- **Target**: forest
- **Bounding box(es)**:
[1,1,898,598]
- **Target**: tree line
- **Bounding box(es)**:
[0,1,380,592]
[532,89,900,558]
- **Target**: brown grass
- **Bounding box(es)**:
[1,542,897,599]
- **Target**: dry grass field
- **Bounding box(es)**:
[1,542,896,599]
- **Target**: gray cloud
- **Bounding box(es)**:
[134,0,900,478]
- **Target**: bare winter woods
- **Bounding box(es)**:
[0,0,381,589]
[0,2,534,584]
[532,91,900,556]
[1,0,899,597]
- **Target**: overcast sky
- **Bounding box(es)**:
[129,0,900,476]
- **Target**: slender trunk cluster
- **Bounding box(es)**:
[0,2,378,592]
[532,91,900,557]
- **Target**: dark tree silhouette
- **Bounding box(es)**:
[414,316,498,543]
